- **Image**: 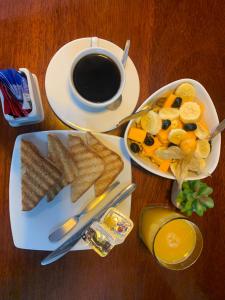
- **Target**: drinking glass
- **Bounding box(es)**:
[139,205,203,270]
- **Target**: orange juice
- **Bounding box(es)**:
[139,207,181,252]
[139,206,203,270]
[154,219,196,264]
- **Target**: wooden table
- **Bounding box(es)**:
[1,1,225,299]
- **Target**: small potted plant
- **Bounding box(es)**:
[171,180,214,216]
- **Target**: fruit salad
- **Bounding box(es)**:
[127,83,211,183]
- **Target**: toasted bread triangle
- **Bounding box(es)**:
[47,134,78,201]
[69,135,105,203]
[21,140,62,211]
[85,132,124,196]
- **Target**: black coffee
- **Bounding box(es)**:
[73,54,121,103]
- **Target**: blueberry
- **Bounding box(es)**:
[130,143,140,153]
[162,119,171,130]
[144,134,154,146]
[172,97,182,108]
[183,123,197,131]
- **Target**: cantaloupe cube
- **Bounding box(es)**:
[128,127,146,143]
[185,131,196,140]
[142,137,162,156]
[180,138,197,154]
[159,160,171,172]
[157,129,169,144]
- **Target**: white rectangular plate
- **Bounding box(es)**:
[9,130,132,251]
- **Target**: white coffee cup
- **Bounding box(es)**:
[69,37,125,108]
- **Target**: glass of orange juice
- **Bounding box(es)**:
[139,205,203,270]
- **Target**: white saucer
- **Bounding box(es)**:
[45,38,140,132]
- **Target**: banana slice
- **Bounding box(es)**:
[195,122,210,139]
[180,102,201,123]
[159,108,180,120]
[168,129,187,145]
[188,157,206,173]
[140,111,162,135]
[175,83,196,101]
[195,140,210,158]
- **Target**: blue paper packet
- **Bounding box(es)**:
[0,69,32,117]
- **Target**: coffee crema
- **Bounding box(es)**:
[73,54,121,103]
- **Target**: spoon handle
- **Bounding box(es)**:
[116,108,150,127]
[116,96,160,127]
[210,118,225,140]
[121,40,130,67]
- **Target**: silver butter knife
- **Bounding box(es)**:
[49,180,120,242]
[41,183,136,266]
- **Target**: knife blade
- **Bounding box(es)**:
[41,183,136,265]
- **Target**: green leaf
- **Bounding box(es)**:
[176,197,183,205]
[202,197,214,208]
[177,190,184,198]
[176,191,184,204]
[185,210,193,217]
[189,180,196,190]
[181,207,187,213]
[182,181,190,191]
[194,180,201,193]
[186,193,194,203]
[195,202,204,216]
[184,201,193,211]
[199,186,213,196]
[183,190,191,199]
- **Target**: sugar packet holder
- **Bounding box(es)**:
[1,68,44,127]
[83,208,134,257]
